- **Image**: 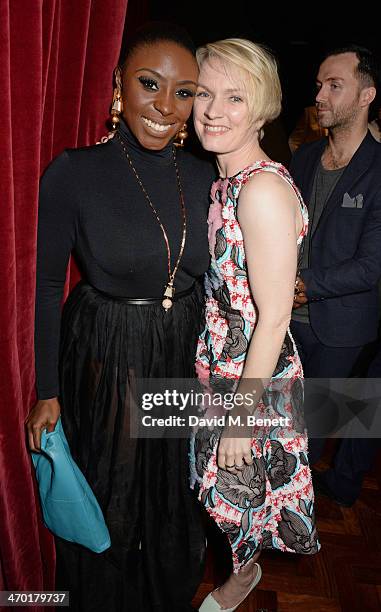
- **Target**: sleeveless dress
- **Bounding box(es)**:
[191,161,320,573]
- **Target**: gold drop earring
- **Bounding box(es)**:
[111,66,123,130]
[174,123,188,147]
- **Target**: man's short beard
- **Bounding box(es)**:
[330,105,359,130]
[319,95,361,130]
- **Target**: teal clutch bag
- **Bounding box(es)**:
[31,417,111,553]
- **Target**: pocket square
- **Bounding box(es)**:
[342,193,356,208]
[341,192,364,208]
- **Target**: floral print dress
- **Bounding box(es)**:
[191,161,320,572]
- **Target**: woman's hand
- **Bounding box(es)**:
[217,433,253,473]
[25,397,61,452]
[217,406,253,472]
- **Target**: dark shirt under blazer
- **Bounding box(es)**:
[290,132,381,347]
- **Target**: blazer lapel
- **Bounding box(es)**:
[313,132,375,235]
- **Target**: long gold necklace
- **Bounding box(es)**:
[115,131,187,311]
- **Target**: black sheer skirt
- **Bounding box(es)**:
[55,280,206,612]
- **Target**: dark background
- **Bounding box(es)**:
[124,1,381,135]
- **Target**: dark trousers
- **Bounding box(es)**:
[290,320,380,504]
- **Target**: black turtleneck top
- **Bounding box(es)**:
[35,120,215,399]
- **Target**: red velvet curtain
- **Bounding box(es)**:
[0,0,128,600]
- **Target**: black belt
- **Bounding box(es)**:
[96,283,195,305]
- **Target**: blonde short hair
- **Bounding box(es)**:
[196,38,282,127]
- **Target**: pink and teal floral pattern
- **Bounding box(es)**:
[192,161,320,572]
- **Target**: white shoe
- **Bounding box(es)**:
[198,563,262,611]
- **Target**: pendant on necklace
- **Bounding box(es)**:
[162,297,173,310]
[162,283,174,311]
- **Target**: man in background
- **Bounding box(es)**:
[290,45,381,506]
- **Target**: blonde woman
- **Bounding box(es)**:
[191,39,320,611]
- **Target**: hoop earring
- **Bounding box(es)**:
[174,123,188,147]
[111,66,123,130]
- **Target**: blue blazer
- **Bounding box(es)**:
[290,132,381,347]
